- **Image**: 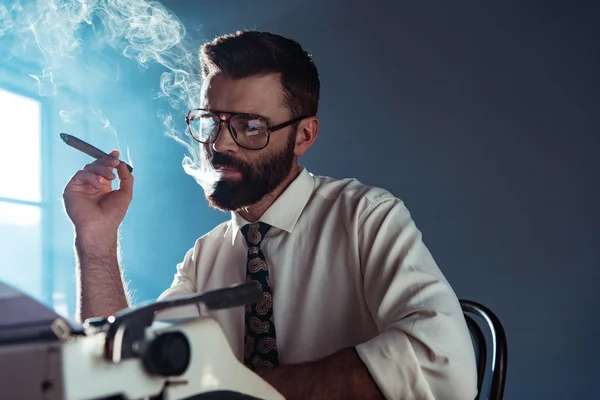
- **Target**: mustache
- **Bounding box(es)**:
[210,153,248,171]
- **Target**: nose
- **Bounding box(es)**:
[212,121,239,154]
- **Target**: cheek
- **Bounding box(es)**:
[242,152,261,168]
[241,152,268,173]
[270,130,289,146]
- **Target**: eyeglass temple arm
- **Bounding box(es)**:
[269,115,311,132]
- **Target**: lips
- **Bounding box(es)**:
[212,164,243,179]
[212,164,239,172]
[210,155,245,178]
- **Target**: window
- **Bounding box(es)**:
[0,87,45,302]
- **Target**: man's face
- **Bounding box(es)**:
[199,73,297,211]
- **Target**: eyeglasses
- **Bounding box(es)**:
[186,108,309,150]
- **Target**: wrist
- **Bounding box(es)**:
[75,230,118,258]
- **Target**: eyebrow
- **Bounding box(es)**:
[197,108,276,126]
[207,109,269,119]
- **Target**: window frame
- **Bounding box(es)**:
[0,78,54,305]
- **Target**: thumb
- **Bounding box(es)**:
[116,161,134,196]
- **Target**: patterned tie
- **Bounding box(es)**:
[241,222,279,370]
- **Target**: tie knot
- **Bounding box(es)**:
[241,222,271,246]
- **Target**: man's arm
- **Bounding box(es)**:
[154,245,201,320]
[354,197,478,399]
[62,151,135,323]
[74,233,130,322]
[258,196,477,400]
[256,348,383,400]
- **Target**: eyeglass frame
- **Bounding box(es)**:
[186,108,310,150]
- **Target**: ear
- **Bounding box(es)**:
[294,116,319,157]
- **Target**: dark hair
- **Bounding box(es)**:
[200,30,320,118]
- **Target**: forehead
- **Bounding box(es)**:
[201,73,286,116]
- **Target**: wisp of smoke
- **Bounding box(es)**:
[0,0,218,188]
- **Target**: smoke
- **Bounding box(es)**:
[59,107,121,148]
[0,0,212,184]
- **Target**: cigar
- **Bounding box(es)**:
[59,133,133,173]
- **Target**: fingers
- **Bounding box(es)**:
[81,150,121,180]
[83,163,116,180]
[91,151,120,168]
[67,150,121,190]
[69,170,105,190]
[66,149,133,194]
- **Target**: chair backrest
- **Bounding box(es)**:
[460,300,508,400]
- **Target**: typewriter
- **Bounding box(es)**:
[0,281,283,400]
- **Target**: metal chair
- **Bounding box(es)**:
[460,300,508,400]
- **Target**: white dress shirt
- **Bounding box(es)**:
[157,168,477,400]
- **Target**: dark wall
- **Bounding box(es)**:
[105,1,599,399]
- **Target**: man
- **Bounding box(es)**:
[63,30,477,399]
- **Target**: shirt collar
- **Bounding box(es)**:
[229,168,315,244]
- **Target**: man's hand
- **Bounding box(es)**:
[63,150,134,243]
[255,348,384,400]
[63,150,134,321]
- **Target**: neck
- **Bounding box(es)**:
[237,163,303,222]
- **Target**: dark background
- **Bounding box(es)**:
[32,0,600,398]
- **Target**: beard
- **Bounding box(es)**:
[203,131,297,212]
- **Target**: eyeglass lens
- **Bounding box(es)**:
[189,111,269,149]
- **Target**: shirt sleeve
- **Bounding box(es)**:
[354,198,478,400]
[154,242,201,320]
